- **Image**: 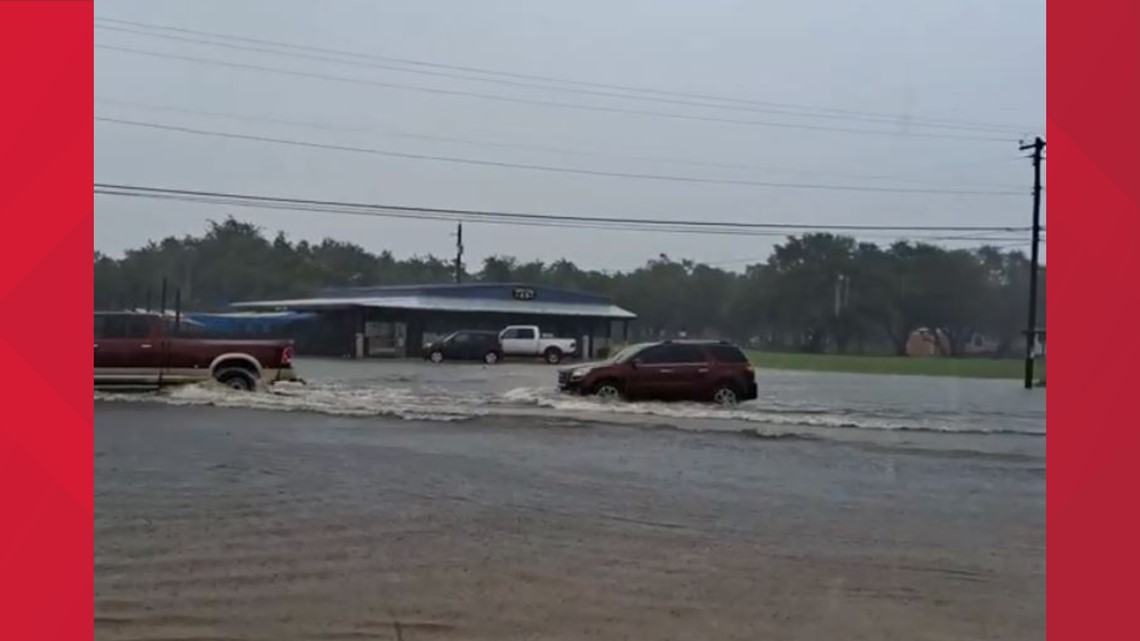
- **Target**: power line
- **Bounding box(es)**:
[95,116,1027,196]
[94,188,1033,244]
[95,96,1027,190]
[93,15,1036,135]
[94,43,1014,144]
[93,183,1034,237]
[95,22,1031,137]
[92,189,846,237]
[92,96,750,173]
[97,189,819,237]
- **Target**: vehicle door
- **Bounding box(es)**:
[161,319,215,383]
[447,332,476,360]
[94,314,113,383]
[94,314,161,385]
[705,344,752,399]
[474,333,498,358]
[658,344,712,400]
[627,344,705,400]
[500,326,537,355]
[672,345,717,400]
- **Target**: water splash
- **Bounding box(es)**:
[96,379,1044,438]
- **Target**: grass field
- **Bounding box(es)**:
[747,350,1041,380]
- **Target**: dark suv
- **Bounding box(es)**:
[423,330,504,364]
[557,340,757,405]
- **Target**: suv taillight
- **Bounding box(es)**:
[281,345,294,366]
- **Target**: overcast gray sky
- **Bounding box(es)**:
[94,0,1046,271]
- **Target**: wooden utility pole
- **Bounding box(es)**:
[453,222,464,283]
[1019,136,1045,389]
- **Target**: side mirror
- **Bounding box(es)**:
[630,359,641,369]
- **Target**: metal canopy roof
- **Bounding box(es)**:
[319,282,613,304]
[232,294,637,319]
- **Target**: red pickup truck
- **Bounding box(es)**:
[94,311,299,391]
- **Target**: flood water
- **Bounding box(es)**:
[96,357,1046,458]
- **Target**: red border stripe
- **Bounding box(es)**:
[0,0,1135,638]
[1050,0,1140,639]
[0,2,93,639]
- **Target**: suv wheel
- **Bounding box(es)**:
[429,350,444,364]
[544,347,563,364]
[593,381,623,402]
[713,385,739,407]
[216,367,257,392]
[483,351,500,365]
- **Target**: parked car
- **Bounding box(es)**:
[499,325,577,364]
[423,330,504,364]
[556,340,758,405]
[94,311,298,391]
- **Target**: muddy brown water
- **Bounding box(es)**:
[96,389,1044,640]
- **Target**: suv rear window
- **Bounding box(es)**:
[706,344,750,364]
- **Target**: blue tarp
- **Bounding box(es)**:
[183,311,317,334]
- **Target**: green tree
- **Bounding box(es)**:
[93,219,1043,357]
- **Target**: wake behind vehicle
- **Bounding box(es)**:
[557,340,758,406]
[94,311,298,391]
[423,330,504,364]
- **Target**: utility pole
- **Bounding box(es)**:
[834,275,841,317]
[833,273,851,316]
[834,273,851,352]
[453,222,464,284]
[1019,136,1045,389]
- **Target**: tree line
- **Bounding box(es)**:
[94,218,1045,357]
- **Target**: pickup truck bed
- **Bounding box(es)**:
[499,325,577,364]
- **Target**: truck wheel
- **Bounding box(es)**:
[429,350,444,364]
[544,347,563,364]
[216,367,257,392]
[483,351,500,365]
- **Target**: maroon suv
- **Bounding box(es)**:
[557,340,758,405]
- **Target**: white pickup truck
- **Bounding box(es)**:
[499,325,578,364]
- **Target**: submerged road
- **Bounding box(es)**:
[95,402,1044,640]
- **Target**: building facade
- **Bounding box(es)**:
[231,283,636,359]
